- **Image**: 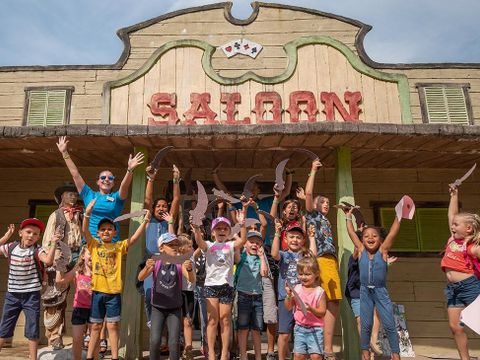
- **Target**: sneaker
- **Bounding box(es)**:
[266,352,277,360]
[182,345,194,360]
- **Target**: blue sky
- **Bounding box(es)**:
[1,0,479,66]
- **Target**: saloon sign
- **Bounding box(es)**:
[147,90,362,125]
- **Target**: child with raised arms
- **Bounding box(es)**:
[285,256,327,360]
[272,219,316,360]
[0,220,58,360]
[343,206,402,360]
[83,199,150,360]
[55,246,92,360]
[192,205,248,360]
[443,186,480,360]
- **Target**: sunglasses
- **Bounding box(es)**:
[99,175,115,181]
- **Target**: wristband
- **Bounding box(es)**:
[308,171,316,177]
[84,214,90,218]
[274,232,281,237]
[186,268,193,272]
[127,168,133,174]
[168,219,174,225]
[228,207,236,212]
[285,294,293,300]
[62,153,70,160]
[172,178,178,184]
[346,217,352,221]
[286,170,295,175]
[147,175,154,182]
[273,199,280,204]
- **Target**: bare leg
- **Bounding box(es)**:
[266,323,277,354]
[106,321,119,359]
[72,324,87,360]
[87,322,102,359]
[207,298,220,360]
[310,354,323,360]
[219,303,232,360]
[237,329,248,360]
[251,330,262,360]
[448,307,470,360]
[278,333,290,360]
[323,300,340,354]
[28,339,38,360]
[184,316,193,347]
[293,353,306,360]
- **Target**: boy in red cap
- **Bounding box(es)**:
[0,218,59,360]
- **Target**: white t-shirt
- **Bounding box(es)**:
[205,241,234,286]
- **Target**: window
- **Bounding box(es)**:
[417,83,473,125]
[375,204,450,252]
[23,87,74,126]
[28,200,58,226]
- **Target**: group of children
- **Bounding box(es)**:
[0,146,479,360]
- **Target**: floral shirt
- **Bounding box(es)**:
[305,210,336,257]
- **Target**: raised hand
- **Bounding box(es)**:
[160,211,172,223]
[273,184,282,198]
[173,164,180,181]
[143,209,152,224]
[145,258,155,270]
[311,159,322,172]
[296,187,306,200]
[146,165,157,180]
[448,184,458,196]
[85,198,97,217]
[257,246,265,257]
[236,208,246,226]
[274,218,283,233]
[56,136,69,154]
[127,152,145,171]
[3,224,15,240]
[387,256,398,265]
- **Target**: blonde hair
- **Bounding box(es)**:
[76,246,90,275]
[296,256,320,286]
[455,212,480,246]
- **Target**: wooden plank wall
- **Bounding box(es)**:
[0,166,479,353]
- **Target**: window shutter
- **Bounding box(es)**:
[422,86,470,124]
[379,208,420,251]
[416,208,449,251]
[26,89,67,126]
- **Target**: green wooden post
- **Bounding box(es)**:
[335,146,360,359]
[119,146,147,360]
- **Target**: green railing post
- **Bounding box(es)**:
[335,146,360,359]
[119,146,147,359]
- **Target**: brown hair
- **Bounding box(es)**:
[177,233,193,254]
[75,246,90,275]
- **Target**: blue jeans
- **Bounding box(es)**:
[293,324,324,355]
[150,306,182,360]
[0,291,40,340]
[360,286,399,354]
[194,285,207,347]
[445,275,480,308]
[90,291,121,323]
[236,292,263,331]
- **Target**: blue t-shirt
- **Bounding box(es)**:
[235,196,274,246]
[145,217,169,255]
[236,251,262,294]
[278,250,300,300]
[80,184,125,243]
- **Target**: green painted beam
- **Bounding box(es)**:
[119,146,147,360]
[335,146,360,359]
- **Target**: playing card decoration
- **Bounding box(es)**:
[394,195,415,222]
[220,39,263,59]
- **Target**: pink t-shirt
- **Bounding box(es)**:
[294,284,325,327]
[74,273,92,309]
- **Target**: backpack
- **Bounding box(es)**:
[151,260,183,304]
[6,241,46,284]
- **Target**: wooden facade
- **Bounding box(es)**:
[0,2,480,357]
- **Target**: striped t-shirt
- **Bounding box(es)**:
[1,243,45,293]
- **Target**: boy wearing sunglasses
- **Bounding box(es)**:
[57,136,144,243]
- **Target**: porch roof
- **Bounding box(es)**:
[0,122,479,169]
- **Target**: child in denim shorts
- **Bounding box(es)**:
[285,257,326,360]
[235,230,268,360]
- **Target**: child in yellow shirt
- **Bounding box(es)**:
[83,199,150,360]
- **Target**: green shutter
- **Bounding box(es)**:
[27,89,67,126]
[423,86,469,124]
[379,208,420,251]
[416,208,450,251]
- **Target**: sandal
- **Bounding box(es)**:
[83,334,90,350]
[99,339,108,354]
[324,352,337,360]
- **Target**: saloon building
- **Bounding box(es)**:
[0,2,479,358]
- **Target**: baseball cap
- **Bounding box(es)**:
[97,217,115,229]
[247,230,263,240]
[285,221,305,236]
[20,218,45,233]
[211,217,232,231]
[157,232,178,247]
